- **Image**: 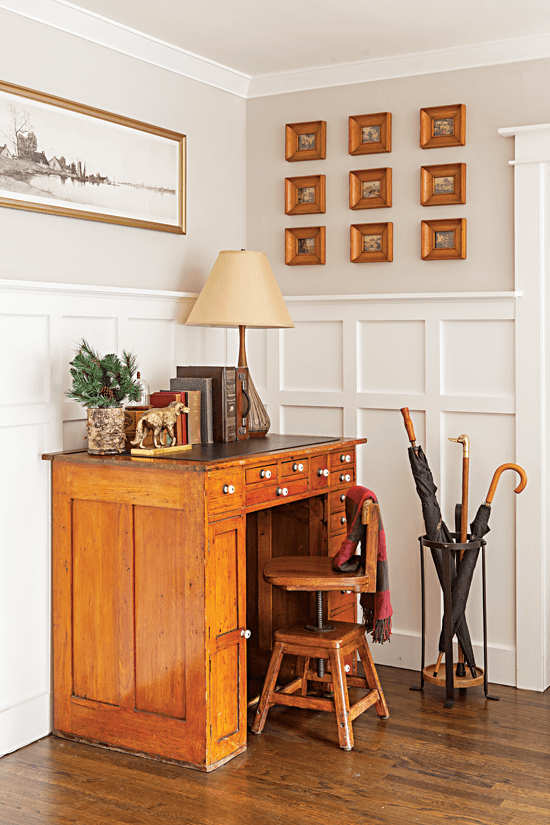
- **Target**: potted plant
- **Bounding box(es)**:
[66,339,142,454]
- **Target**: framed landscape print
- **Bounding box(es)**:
[285,174,326,215]
[0,80,185,233]
[349,167,392,209]
[285,121,326,162]
[349,112,391,155]
[350,222,393,263]
[420,104,466,149]
[421,163,466,206]
[421,218,466,260]
[285,226,326,265]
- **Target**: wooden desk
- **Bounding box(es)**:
[44,434,366,771]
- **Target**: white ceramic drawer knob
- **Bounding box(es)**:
[241,629,252,639]
[344,664,351,673]
[276,487,289,497]
[340,454,351,463]
[340,473,351,483]
[340,493,346,502]
[260,469,272,479]
[317,468,329,477]
[292,463,304,472]
[340,516,346,525]
[223,484,235,494]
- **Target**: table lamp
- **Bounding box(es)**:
[184,250,294,437]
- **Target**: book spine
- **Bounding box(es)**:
[224,368,237,442]
[184,391,202,444]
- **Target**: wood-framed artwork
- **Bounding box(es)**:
[421,163,466,206]
[421,218,466,260]
[420,104,466,149]
[285,121,326,162]
[285,174,326,215]
[0,79,186,233]
[349,112,391,156]
[349,167,392,210]
[285,226,326,265]
[350,222,393,263]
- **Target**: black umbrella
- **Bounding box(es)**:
[470,463,527,541]
[400,409,478,676]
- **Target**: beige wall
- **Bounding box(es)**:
[246,59,550,295]
[0,10,246,293]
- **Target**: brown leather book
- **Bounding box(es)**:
[175,367,246,442]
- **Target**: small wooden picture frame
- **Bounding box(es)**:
[350,222,393,263]
[421,163,466,206]
[421,218,466,260]
[349,112,391,155]
[285,175,326,215]
[285,226,326,265]
[349,168,392,210]
[285,121,326,162]
[420,104,466,149]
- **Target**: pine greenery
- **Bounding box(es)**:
[66,339,142,408]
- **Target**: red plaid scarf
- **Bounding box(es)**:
[332,486,392,644]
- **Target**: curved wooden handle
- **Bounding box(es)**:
[400,407,416,444]
[486,463,528,505]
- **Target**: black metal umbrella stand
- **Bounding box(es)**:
[411,532,500,709]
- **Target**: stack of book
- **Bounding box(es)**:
[171,366,250,443]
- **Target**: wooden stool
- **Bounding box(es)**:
[251,502,389,750]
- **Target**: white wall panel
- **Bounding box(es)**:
[282,321,343,392]
[282,405,343,437]
[125,318,176,393]
[0,315,49,406]
[442,319,515,398]
[358,321,425,395]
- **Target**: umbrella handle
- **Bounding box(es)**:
[486,463,527,505]
[400,407,417,445]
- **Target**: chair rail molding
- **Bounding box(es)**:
[500,123,550,692]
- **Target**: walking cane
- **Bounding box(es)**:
[449,434,469,678]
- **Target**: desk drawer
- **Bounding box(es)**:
[330,511,348,534]
[245,463,277,486]
[329,489,347,513]
[207,468,244,514]
[280,458,309,479]
[329,449,355,471]
[245,477,308,508]
[329,467,355,487]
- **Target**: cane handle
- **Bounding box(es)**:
[486,463,527,505]
[400,407,416,444]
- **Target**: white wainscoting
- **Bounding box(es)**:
[265,292,521,686]
[0,280,529,756]
[0,279,230,756]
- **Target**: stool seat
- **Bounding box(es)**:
[263,556,373,593]
[275,620,366,648]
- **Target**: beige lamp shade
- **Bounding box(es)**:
[185,250,294,329]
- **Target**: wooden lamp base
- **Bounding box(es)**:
[239,324,270,438]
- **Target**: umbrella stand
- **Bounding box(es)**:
[416,534,491,708]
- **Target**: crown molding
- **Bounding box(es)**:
[0,0,251,97]
[2,0,550,99]
[248,34,550,97]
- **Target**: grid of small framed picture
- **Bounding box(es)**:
[284,104,467,265]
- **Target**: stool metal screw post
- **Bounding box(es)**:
[305,590,335,678]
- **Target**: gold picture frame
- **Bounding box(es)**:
[0,79,186,233]
[285,226,326,265]
[420,104,466,149]
[350,222,393,263]
[285,174,326,215]
[285,121,326,162]
[349,112,391,156]
[421,163,466,206]
[421,218,466,260]
[349,167,392,210]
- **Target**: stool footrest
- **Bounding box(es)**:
[270,692,334,713]
[349,689,380,721]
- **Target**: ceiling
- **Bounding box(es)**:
[63,0,550,77]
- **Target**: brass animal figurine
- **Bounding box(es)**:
[130,401,189,449]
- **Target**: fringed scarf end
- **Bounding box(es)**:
[363,608,392,644]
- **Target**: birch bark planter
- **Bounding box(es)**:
[87,407,125,455]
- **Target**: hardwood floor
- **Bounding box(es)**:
[1,666,549,825]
